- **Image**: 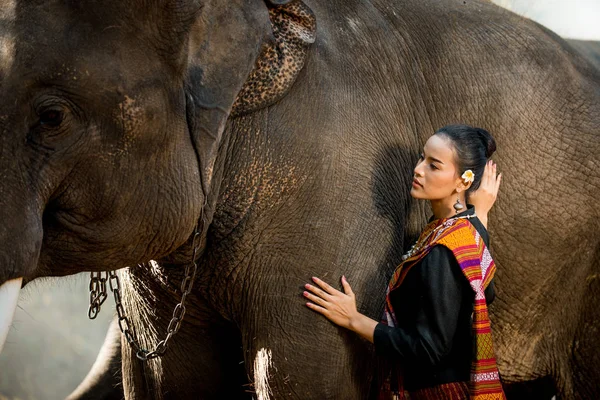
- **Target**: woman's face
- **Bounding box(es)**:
[411,134,463,200]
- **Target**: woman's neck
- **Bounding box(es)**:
[430,193,467,220]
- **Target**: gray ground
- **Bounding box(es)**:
[0,274,114,400]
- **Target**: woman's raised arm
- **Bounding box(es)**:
[468,160,502,228]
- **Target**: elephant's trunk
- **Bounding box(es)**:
[0,277,22,352]
[0,178,44,353]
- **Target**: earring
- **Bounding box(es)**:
[453,195,464,213]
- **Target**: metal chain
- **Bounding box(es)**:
[88,271,108,319]
[88,225,202,361]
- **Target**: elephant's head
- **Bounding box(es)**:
[0,0,315,350]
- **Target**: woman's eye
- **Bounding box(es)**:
[38,109,64,127]
[418,153,424,161]
[430,163,438,170]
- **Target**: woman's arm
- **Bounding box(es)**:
[372,247,467,366]
[469,160,502,228]
[305,249,466,367]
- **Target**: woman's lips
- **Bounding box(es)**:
[412,179,422,188]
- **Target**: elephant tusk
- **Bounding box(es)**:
[0,277,22,353]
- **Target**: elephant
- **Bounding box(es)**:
[0,0,598,399]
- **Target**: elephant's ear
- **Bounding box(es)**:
[231,0,316,117]
[185,0,315,207]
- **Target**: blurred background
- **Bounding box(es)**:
[1,1,599,399]
[0,275,114,400]
[492,0,600,40]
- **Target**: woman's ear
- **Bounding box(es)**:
[455,177,472,193]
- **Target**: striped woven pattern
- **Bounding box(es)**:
[409,381,470,400]
[382,218,506,400]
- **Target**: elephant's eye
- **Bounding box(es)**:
[38,109,64,127]
[28,103,71,148]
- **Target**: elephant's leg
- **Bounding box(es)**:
[239,284,376,399]
[67,317,123,400]
[570,267,600,400]
[121,318,250,399]
[118,267,251,400]
[502,378,557,400]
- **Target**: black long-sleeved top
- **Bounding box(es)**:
[374,206,495,391]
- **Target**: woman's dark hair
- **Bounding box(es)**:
[434,124,496,194]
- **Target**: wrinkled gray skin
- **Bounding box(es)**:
[0,0,598,399]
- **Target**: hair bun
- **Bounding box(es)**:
[476,128,496,158]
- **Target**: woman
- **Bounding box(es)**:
[304,125,505,399]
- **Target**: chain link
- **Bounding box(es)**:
[88,271,109,319]
[88,225,202,361]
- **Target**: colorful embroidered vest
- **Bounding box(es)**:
[382,217,506,400]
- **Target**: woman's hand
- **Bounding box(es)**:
[304,276,358,330]
[469,160,502,228]
[304,276,379,342]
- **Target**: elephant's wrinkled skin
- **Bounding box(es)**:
[0,0,598,399]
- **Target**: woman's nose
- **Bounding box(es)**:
[414,161,424,177]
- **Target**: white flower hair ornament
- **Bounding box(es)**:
[462,170,475,184]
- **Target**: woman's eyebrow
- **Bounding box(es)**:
[422,151,444,165]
